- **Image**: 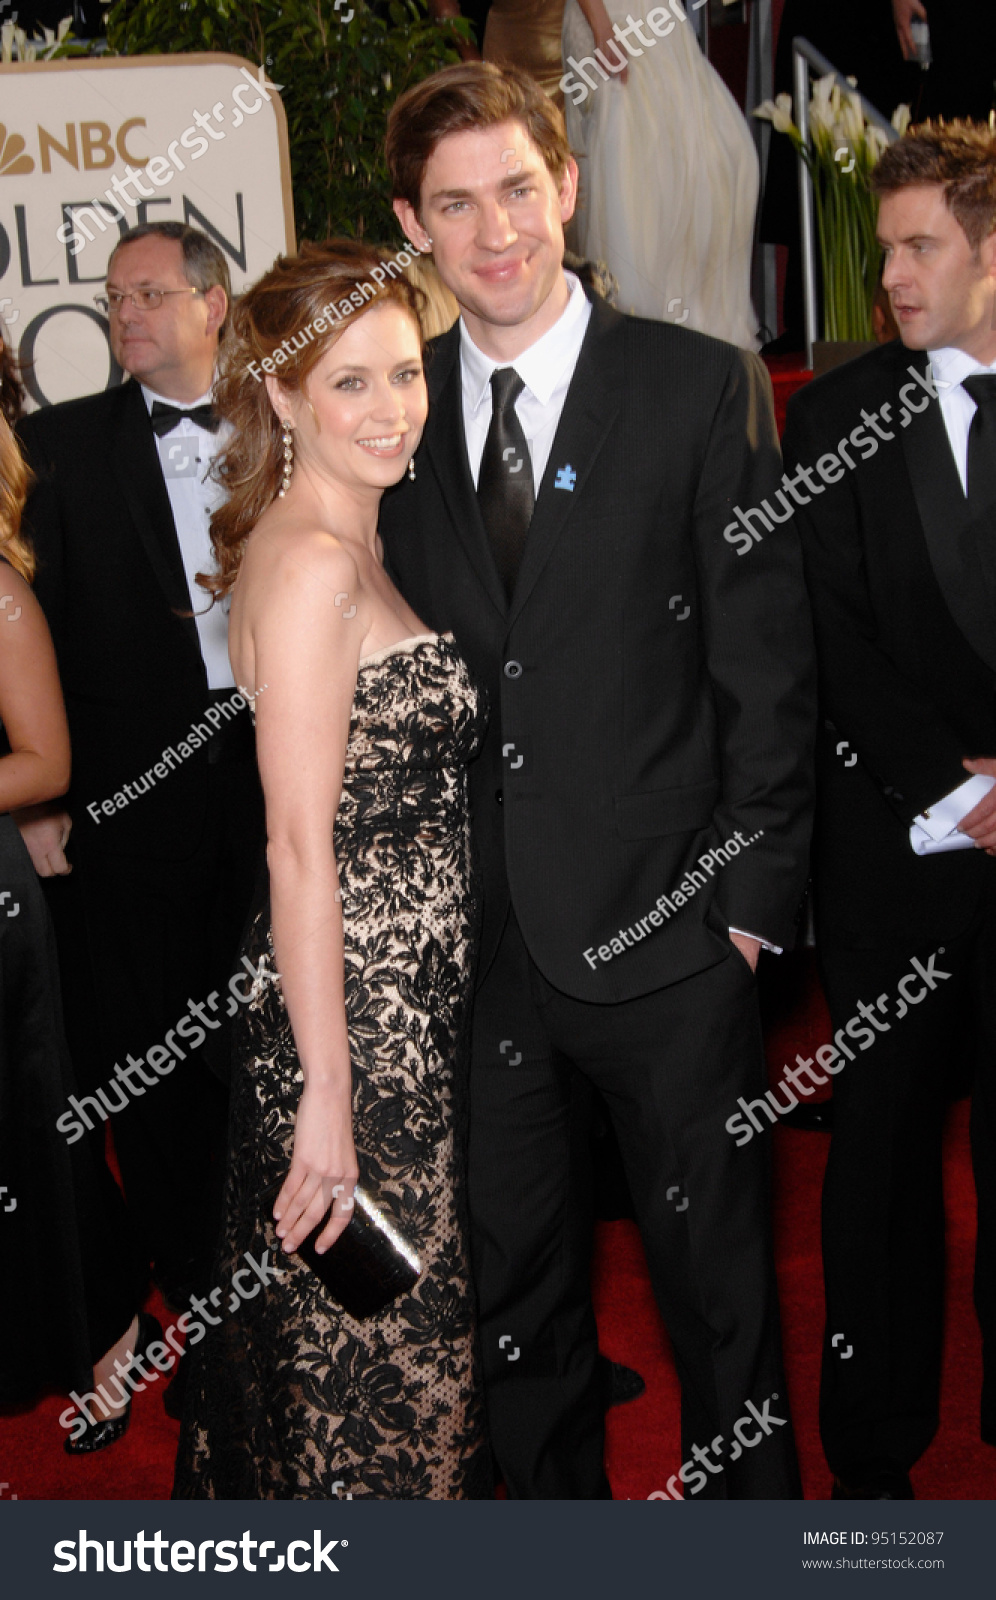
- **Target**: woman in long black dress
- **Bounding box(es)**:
[0,386,153,1451]
[173,241,490,1499]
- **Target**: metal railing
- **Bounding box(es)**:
[792,36,897,367]
[747,0,776,340]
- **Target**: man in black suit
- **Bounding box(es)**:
[16,223,263,1310]
[379,63,815,1498]
[782,122,996,1498]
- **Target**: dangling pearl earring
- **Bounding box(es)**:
[408,456,416,482]
[278,419,293,498]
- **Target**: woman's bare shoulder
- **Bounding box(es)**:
[240,517,361,609]
[0,564,48,639]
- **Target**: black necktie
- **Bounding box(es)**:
[477,368,534,602]
[149,401,219,437]
[961,374,996,515]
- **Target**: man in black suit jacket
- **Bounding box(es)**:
[782,122,996,1498]
[380,63,815,1498]
[17,223,263,1309]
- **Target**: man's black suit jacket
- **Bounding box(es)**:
[17,379,220,861]
[380,294,816,1001]
[782,339,996,948]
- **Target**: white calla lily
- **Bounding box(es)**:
[753,93,798,137]
[841,93,864,145]
[757,67,911,341]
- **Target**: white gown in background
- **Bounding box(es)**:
[562,2,759,348]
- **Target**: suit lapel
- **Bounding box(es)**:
[507,295,625,626]
[898,349,996,674]
[423,295,627,627]
[109,380,200,648]
[424,327,507,618]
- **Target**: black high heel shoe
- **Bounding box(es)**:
[63,1310,165,1455]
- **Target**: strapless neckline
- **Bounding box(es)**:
[357,630,453,670]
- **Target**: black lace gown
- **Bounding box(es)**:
[173,633,492,1499]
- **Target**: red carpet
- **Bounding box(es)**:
[763,353,813,436]
[2,956,993,1501]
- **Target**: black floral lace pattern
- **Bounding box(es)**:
[173,634,492,1500]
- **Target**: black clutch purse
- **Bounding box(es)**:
[290,1182,421,1319]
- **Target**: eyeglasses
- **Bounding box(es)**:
[94,287,204,315]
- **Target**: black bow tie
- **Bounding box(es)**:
[149,401,219,437]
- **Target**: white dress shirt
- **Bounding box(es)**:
[460,270,591,493]
[928,344,996,493]
[459,275,777,951]
[142,383,234,690]
[904,349,996,854]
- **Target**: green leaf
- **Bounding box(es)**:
[104,0,459,242]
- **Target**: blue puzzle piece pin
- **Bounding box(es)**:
[554,464,576,491]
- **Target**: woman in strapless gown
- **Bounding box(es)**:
[172,241,491,1500]
[562,0,759,347]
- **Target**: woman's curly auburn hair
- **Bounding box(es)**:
[0,339,34,584]
[1,334,24,431]
[199,238,426,602]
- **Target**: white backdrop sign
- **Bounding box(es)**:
[0,53,294,406]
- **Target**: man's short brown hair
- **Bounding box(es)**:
[385,61,572,215]
[872,121,996,251]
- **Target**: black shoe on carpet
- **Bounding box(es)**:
[63,1311,164,1454]
[598,1354,646,1409]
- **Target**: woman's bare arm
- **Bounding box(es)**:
[0,568,71,815]
[247,531,368,1254]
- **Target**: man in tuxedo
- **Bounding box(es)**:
[782,122,996,1498]
[379,62,815,1498]
[17,222,263,1311]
